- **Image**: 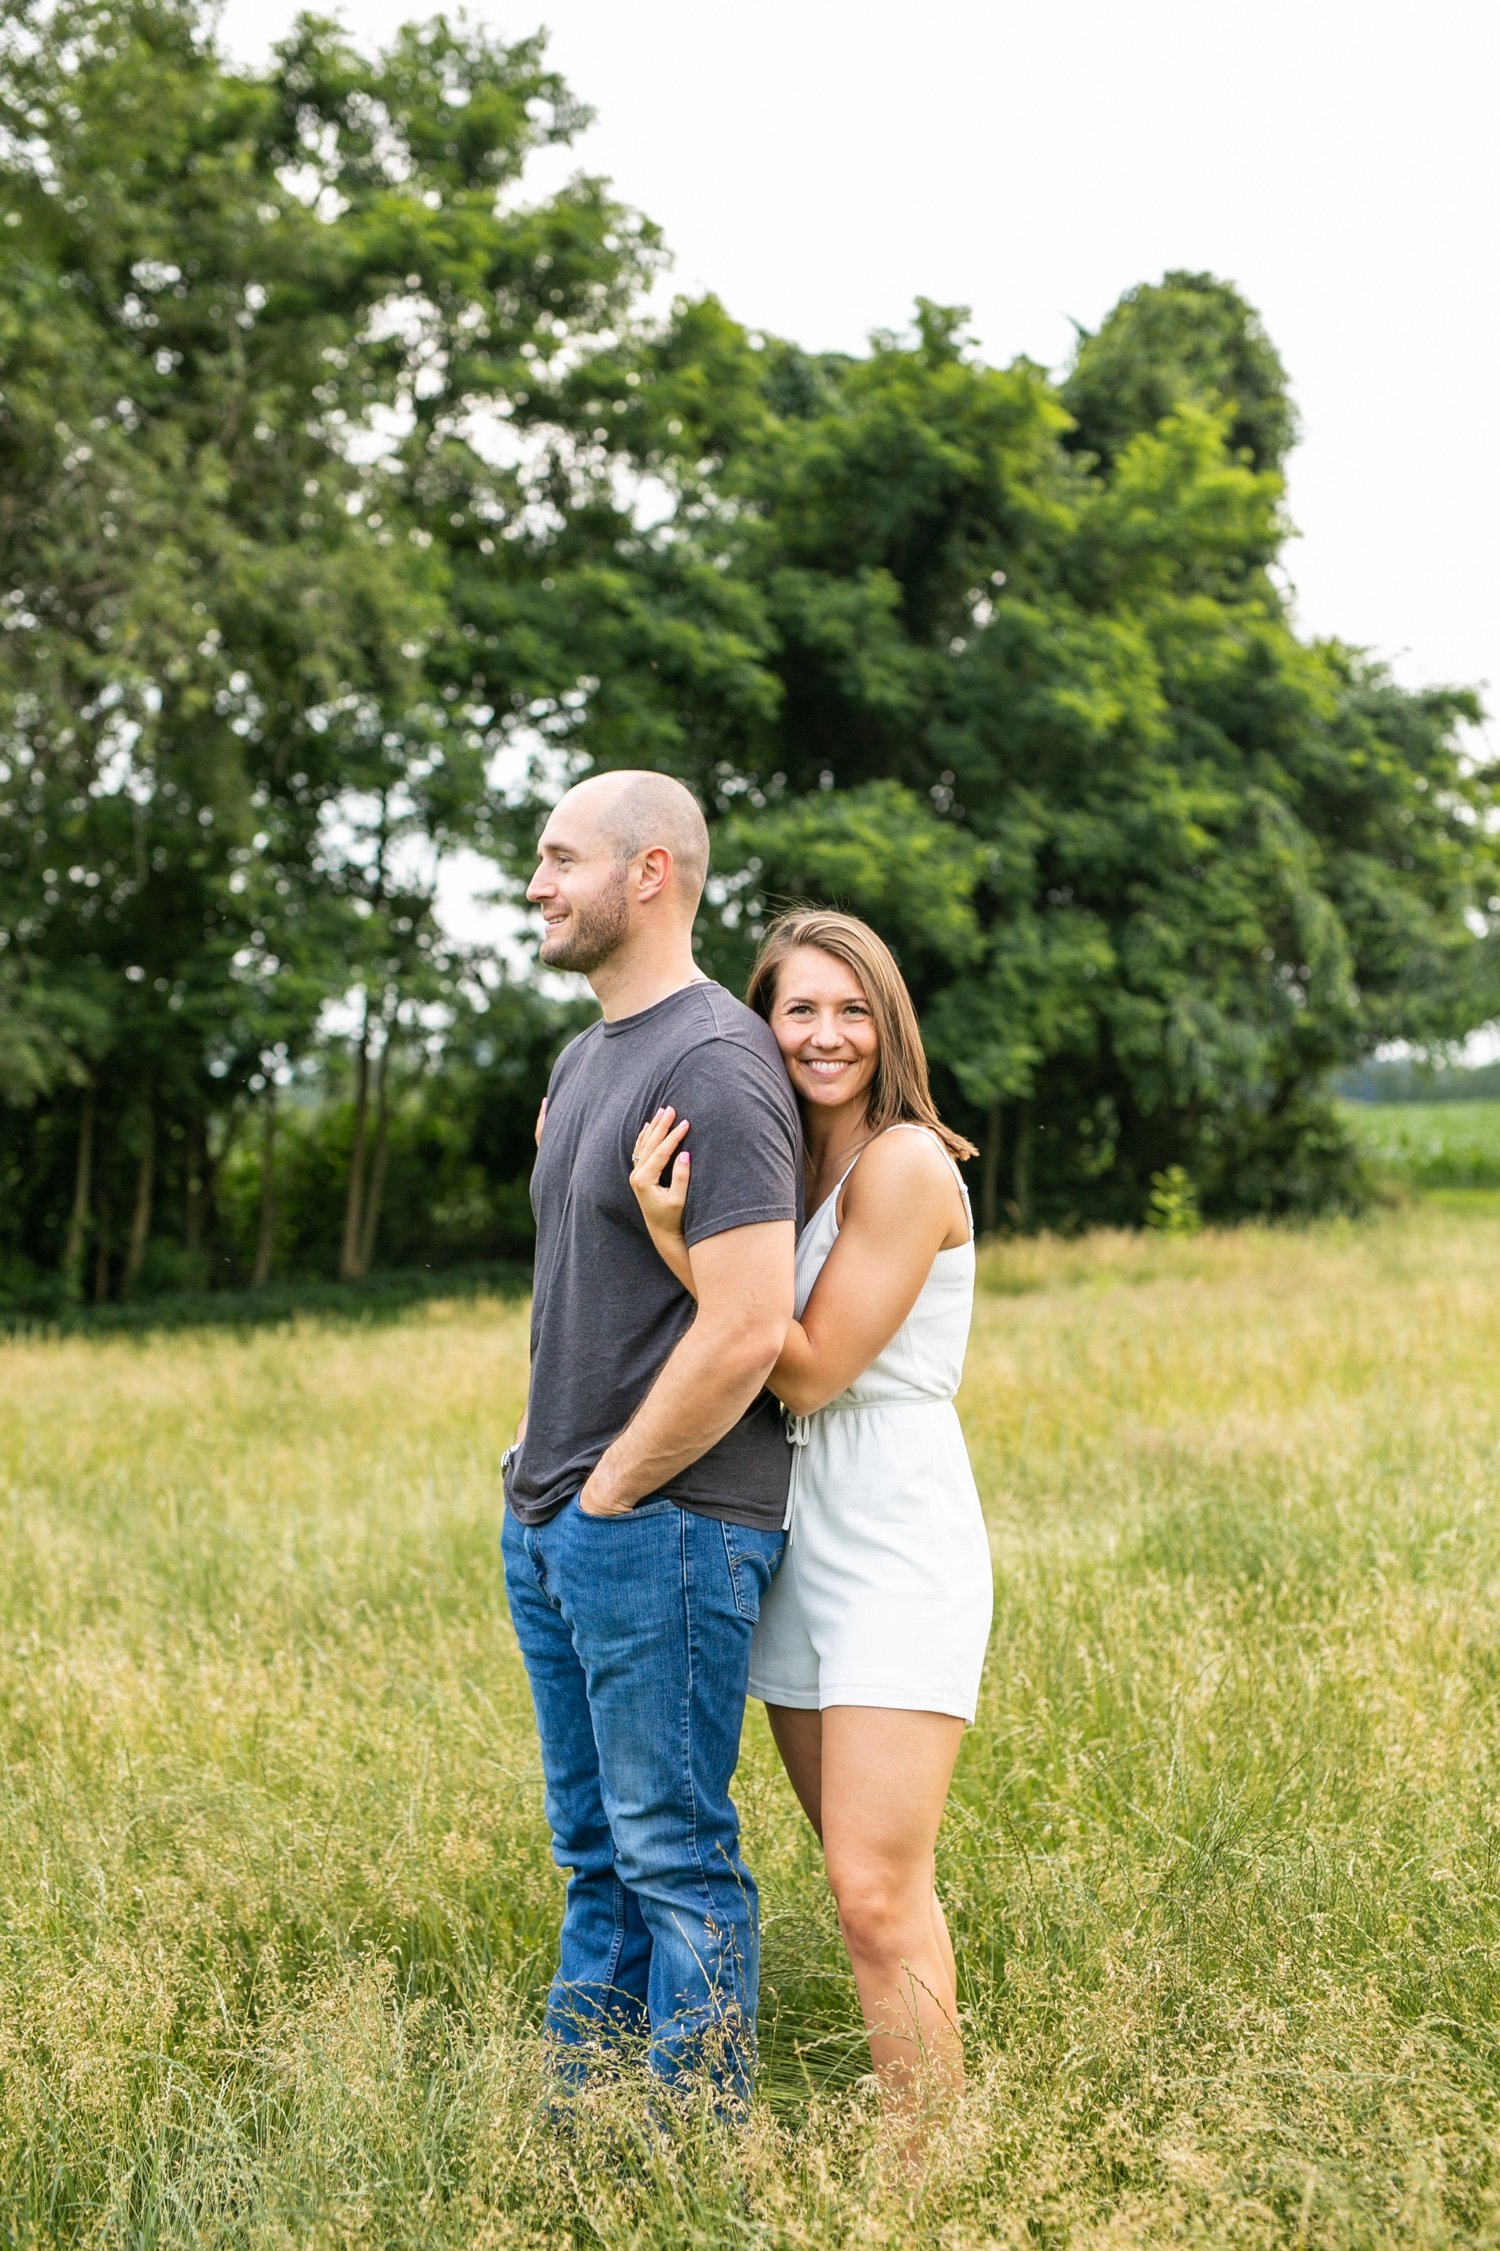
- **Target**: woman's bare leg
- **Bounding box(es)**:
[930,1885,957,1998]
[766,1702,824,1837]
[770,1703,959,1996]
[767,1700,967,2142]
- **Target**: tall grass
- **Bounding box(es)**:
[3,1202,1499,2246]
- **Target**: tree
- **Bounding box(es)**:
[1061,269,1298,475]
[7,6,1493,1285]
[532,278,1496,1225]
[0,0,657,1296]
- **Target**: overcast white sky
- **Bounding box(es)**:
[223,0,1499,1043]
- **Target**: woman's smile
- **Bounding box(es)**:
[770,946,880,1113]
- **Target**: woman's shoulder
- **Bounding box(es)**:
[842,1124,966,1222]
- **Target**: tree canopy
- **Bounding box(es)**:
[544,286,1496,1226]
[3,0,1495,1304]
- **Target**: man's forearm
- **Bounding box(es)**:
[583,1317,780,1511]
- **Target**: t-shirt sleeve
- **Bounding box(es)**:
[662,1039,800,1249]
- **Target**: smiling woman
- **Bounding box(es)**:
[765,953,880,1115]
[744,915,976,1174]
[628,907,989,2158]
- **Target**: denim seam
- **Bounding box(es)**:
[720,1522,756,1621]
[678,1506,721,1968]
[600,1869,627,2000]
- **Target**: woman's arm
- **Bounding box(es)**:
[628,1108,697,1296]
[632,1117,967,1415]
[769,1132,965,1414]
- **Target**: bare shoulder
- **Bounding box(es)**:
[841,1127,965,1236]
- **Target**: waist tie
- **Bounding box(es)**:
[798,1393,952,1417]
[779,1396,952,1537]
[782,1410,811,1537]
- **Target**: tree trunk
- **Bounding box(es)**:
[184,1109,207,1255]
[61,1084,95,1291]
[355,1032,394,1280]
[201,1110,234,1270]
[93,1184,111,1304]
[1010,1100,1035,1230]
[251,1088,277,1287]
[980,1101,1003,1238]
[338,993,374,1282]
[122,1092,156,1292]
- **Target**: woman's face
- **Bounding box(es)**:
[768,946,879,1120]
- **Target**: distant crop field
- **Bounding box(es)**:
[1342,1096,1500,1187]
[4,1202,1500,2247]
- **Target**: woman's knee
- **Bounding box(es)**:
[826,1859,925,1961]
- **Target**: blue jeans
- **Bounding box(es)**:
[501,1494,784,2101]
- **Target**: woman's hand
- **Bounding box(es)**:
[630,1107,691,1237]
[534,1095,548,1148]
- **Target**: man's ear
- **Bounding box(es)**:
[635,845,673,904]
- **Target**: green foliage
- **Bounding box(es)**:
[1337,1055,1500,1103]
[212,982,586,1279]
[1062,268,1299,473]
[555,280,1495,1228]
[1342,1099,1500,1189]
[4,1,1497,1294]
[0,0,648,1300]
[0,1260,529,1336]
[1145,1163,1202,1235]
[708,779,988,988]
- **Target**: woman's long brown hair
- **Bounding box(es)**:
[746,910,979,1164]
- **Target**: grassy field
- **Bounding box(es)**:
[1342,1098,1500,1190]
[4,1199,1500,2247]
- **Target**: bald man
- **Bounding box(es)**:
[501,770,800,2104]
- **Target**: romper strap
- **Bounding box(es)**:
[825,1122,974,1237]
[882,1122,974,1240]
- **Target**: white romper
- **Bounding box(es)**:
[747,1124,994,1722]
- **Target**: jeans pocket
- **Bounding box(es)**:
[721,1522,781,1622]
[575,1492,679,1522]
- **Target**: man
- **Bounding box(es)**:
[501,768,800,2103]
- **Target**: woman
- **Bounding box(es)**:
[627,909,993,2134]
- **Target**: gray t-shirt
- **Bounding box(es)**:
[506,980,801,1531]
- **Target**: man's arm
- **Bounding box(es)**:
[578,1219,794,1516]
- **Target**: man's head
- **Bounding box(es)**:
[527,770,710,976]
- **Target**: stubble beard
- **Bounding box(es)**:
[541,866,631,974]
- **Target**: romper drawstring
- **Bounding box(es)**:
[783,1410,812,1538]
